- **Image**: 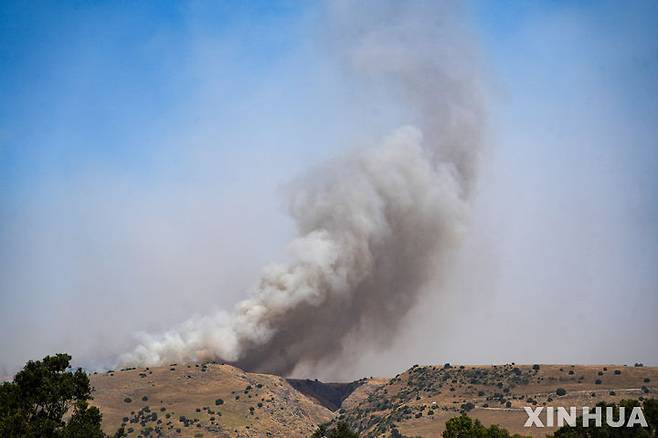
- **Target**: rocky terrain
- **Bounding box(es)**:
[90,363,657,437]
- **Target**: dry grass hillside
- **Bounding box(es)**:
[89,362,657,438]
[89,362,333,437]
[333,363,658,437]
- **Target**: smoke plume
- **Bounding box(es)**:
[122,0,485,375]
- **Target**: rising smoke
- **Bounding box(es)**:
[122,0,486,376]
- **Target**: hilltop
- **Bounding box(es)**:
[90,362,333,437]
[89,363,657,437]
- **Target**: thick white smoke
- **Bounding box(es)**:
[122,0,485,375]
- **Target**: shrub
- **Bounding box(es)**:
[556,388,567,396]
[595,379,602,385]
[312,421,359,438]
[614,370,622,375]
[443,414,518,438]
[215,398,224,405]
[532,364,540,371]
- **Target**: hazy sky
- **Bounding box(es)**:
[1,1,657,379]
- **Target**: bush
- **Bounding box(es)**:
[312,421,359,438]
[215,398,224,405]
[443,414,523,438]
[614,370,622,375]
[595,379,602,385]
[532,364,540,371]
[556,388,567,396]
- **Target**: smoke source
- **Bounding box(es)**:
[122,0,485,376]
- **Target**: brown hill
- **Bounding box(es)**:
[89,362,332,437]
[332,363,658,437]
[89,362,657,437]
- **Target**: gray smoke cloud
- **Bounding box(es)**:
[122,0,486,376]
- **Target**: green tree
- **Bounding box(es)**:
[443,414,529,438]
[312,421,359,438]
[552,399,656,438]
[443,415,489,438]
[0,353,107,437]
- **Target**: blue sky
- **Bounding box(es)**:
[1,1,657,376]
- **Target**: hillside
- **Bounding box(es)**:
[89,362,333,437]
[89,363,657,437]
[332,363,658,437]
